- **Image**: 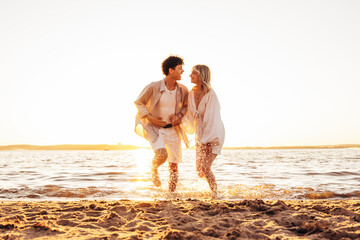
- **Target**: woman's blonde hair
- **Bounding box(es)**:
[192,64,211,93]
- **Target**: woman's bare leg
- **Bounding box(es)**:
[204,154,217,193]
[196,144,218,196]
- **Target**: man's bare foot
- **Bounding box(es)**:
[167,191,179,200]
[151,167,161,187]
[211,191,222,200]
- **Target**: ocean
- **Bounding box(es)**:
[0,148,359,201]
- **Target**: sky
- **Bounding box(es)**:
[1,0,360,147]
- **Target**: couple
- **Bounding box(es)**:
[134,56,225,198]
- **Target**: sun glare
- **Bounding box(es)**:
[133,149,152,175]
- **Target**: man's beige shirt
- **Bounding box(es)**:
[134,79,189,147]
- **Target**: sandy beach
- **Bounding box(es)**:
[1,199,359,239]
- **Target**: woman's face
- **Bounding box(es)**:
[190,69,200,84]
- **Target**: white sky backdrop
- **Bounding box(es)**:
[1,0,360,147]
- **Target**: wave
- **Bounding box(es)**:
[1,184,359,201]
[306,171,360,176]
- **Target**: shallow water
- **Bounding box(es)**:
[0,148,359,200]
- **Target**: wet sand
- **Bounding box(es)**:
[1,199,360,239]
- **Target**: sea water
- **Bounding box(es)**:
[0,148,359,200]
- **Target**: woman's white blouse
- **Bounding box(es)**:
[182,88,225,154]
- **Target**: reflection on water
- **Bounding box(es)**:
[0,149,359,200]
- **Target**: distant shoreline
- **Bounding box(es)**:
[224,144,360,150]
[0,144,142,151]
[0,144,359,151]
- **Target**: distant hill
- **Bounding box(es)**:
[224,144,360,150]
[0,144,145,151]
[0,144,359,151]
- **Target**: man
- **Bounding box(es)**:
[134,55,189,192]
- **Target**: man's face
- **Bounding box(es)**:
[170,64,184,80]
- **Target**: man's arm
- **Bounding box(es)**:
[134,84,152,119]
[135,83,166,127]
[170,85,188,126]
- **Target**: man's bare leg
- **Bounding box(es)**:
[151,148,167,187]
[168,162,178,192]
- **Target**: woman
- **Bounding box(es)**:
[183,64,225,199]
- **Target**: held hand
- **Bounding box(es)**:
[169,114,181,126]
[151,116,167,128]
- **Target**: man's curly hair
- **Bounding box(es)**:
[162,56,184,76]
